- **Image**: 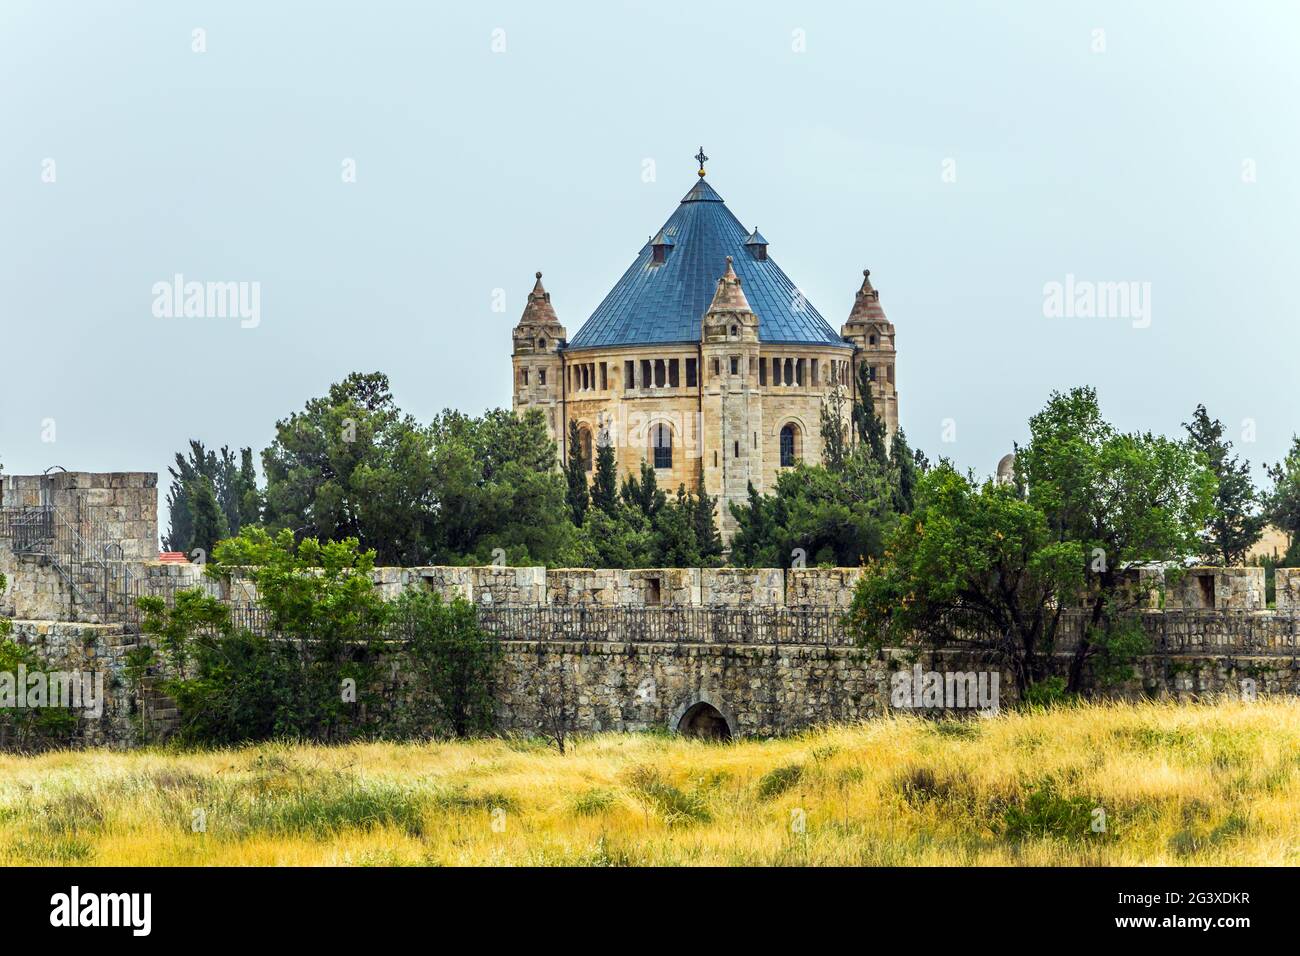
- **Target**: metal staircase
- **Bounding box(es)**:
[2,505,141,628]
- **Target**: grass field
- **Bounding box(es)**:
[1,699,1297,866]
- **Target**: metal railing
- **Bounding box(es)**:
[0,504,141,628]
[189,603,1300,656]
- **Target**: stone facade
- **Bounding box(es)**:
[1,471,158,561]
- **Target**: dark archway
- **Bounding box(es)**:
[677,702,732,741]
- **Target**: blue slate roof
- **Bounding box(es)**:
[566,178,850,351]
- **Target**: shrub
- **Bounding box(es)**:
[756,763,804,800]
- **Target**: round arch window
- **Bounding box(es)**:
[780,424,798,467]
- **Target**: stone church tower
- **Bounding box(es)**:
[510,272,567,449]
[840,269,899,440]
[510,151,901,543]
[700,257,763,537]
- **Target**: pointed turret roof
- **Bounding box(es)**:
[517,271,562,327]
[566,160,848,350]
[845,269,888,326]
[706,257,753,314]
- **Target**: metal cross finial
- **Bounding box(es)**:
[695,147,708,177]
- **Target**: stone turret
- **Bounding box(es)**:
[511,272,567,458]
[840,269,899,443]
[701,257,762,538]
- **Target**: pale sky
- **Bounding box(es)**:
[3,1,1298,510]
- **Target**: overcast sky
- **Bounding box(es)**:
[2,1,1297,510]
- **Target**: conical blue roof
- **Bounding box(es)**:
[566,178,849,350]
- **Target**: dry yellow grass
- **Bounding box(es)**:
[1,699,1297,865]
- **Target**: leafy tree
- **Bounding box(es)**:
[427,407,582,565]
[261,372,436,565]
[0,635,79,750]
[847,463,1084,695]
[164,527,390,742]
[729,451,894,568]
[564,419,589,526]
[579,503,653,568]
[1183,404,1265,565]
[1016,387,1215,691]
[389,588,500,738]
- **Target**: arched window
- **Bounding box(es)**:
[538,337,546,349]
[651,423,673,470]
[578,427,593,472]
[780,424,798,467]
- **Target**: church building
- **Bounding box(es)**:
[511,150,899,539]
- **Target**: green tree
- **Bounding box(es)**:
[852,363,889,467]
[427,407,582,565]
[261,372,435,565]
[1016,387,1215,691]
[564,419,589,526]
[590,430,620,515]
[389,588,499,738]
[621,460,666,520]
[691,471,723,562]
[847,463,1085,695]
[890,427,920,514]
[1266,436,1300,562]
[236,447,261,528]
[1183,404,1265,565]
[729,451,895,568]
[819,376,849,472]
[186,476,229,560]
[164,440,259,553]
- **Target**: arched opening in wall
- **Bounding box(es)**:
[651,423,673,470]
[578,426,593,472]
[677,702,732,741]
[780,423,799,467]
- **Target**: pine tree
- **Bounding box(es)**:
[819,377,849,472]
[890,428,920,513]
[622,460,664,519]
[237,448,261,527]
[852,363,889,467]
[692,471,723,560]
[591,429,619,515]
[1184,404,1265,565]
[186,476,229,560]
[563,420,589,526]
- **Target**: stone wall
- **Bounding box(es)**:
[5,620,151,747]
[1,471,158,561]
[495,641,1300,737]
